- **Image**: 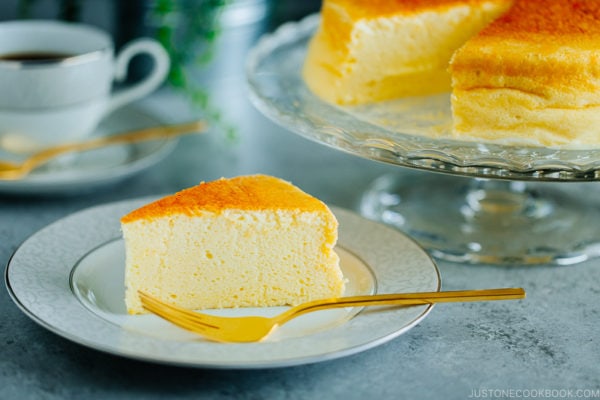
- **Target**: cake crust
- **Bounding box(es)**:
[450,0,600,92]
[475,0,600,41]
[322,0,510,18]
[121,174,331,223]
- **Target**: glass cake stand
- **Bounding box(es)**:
[246,14,600,265]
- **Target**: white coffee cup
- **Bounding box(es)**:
[0,20,170,152]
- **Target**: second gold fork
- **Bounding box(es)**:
[139,288,525,343]
[0,120,206,180]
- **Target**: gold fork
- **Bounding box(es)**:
[0,120,206,180]
[139,288,525,343]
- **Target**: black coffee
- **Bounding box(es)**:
[0,51,74,61]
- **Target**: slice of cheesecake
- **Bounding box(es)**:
[303,0,513,105]
[121,174,344,314]
[449,0,600,147]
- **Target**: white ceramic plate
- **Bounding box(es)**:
[5,198,440,368]
[0,106,177,195]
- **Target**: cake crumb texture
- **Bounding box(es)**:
[303,0,512,104]
[121,174,344,314]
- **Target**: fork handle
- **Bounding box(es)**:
[277,288,525,323]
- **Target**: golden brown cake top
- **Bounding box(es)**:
[323,0,505,18]
[450,0,600,93]
[121,175,330,223]
[319,0,512,54]
[469,0,600,45]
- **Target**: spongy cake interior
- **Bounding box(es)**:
[302,0,513,105]
[121,175,344,314]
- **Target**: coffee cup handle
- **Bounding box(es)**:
[104,38,170,115]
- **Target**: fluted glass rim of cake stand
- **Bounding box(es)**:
[246,13,600,182]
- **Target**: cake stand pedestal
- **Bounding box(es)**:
[359,172,600,265]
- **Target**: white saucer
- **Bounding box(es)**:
[5,200,440,368]
[0,106,177,195]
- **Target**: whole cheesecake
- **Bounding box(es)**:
[121,174,344,314]
[302,0,513,105]
[449,0,600,147]
[303,0,600,147]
